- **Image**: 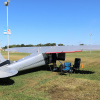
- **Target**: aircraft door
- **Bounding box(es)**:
[44,54,52,64]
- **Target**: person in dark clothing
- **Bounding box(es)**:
[52,53,57,71]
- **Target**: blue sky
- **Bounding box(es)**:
[0,0,100,47]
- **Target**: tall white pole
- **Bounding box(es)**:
[7,6,9,60]
[4,1,10,60]
[0,40,2,53]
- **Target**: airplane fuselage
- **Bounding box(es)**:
[8,53,48,71]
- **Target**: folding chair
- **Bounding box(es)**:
[58,60,72,76]
[73,58,81,73]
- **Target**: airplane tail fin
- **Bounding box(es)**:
[0,53,6,63]
[0,53,11,67]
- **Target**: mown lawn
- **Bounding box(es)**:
[0,50,100,100]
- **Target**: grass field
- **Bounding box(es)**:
[0,50,100,100]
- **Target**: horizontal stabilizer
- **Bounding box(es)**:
[0,66,18,78]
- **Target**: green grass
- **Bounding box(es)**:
[0,50,100,100]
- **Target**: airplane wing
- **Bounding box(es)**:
[5,45,100,54]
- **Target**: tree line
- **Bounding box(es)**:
[3,43,85,49]
[3,43,65,49]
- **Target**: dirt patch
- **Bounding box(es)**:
[39,83,100,100]
[46,85,73,100]
[37,84,85,100]
[36,77,100,100]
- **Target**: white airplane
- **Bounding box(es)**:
[0,45,100,78]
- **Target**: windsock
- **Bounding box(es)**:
[8,29,11,34]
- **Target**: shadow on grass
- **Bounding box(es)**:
[16,65,52,76]
[14,65,95,77]
[59,70,95,76]
[0,78,14,86]
[74,70,95,74]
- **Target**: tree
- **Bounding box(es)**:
[21,44,25,47]
[58,43,65,46]
[80,44,84,45]
[3,46,7,49]
[52,43,56,46]
[26,44,33,47]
